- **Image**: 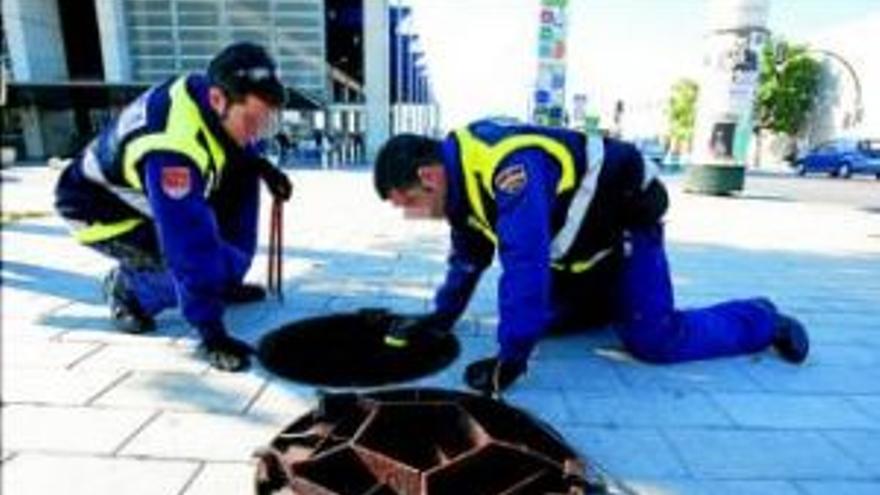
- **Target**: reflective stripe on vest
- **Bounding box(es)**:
[550,247,614,274]
[550,134,604,260]
[81,148,152,217]
[71,217,145,244]
[455,126,577,245]
[123,77,227,192]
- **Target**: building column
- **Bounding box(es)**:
[363,0,391,164]
[94,0,131,82]
[2,0,68,81]
[20,107,47,159]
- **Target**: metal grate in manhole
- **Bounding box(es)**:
[255,388,628,494]
[257,309,459,387]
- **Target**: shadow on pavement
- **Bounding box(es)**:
[1,222,70,237]
[2,260,102,304]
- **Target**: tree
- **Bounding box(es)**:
[755,39,822,137]
[667,78,699,154]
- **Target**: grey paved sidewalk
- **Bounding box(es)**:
[2,165,879,494]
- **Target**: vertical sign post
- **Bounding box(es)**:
[533,0,568,127]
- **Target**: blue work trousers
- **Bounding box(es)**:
[91,224,178,316]
[552,223,776,363]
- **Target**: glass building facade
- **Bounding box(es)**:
[124,0,327,100]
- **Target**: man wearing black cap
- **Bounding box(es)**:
[55,42,293,371]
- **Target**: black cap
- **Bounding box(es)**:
[207,42,286,107]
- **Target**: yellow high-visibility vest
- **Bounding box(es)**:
[74,76,228,244]
[453,125,612,274]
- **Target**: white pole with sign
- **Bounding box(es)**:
[533,0,568,127]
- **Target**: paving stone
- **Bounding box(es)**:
[850,395,880,422]
[94,371,266,413]
[47,302,189,344]
[2,338,100,369]
[452,335,500,364]
[504,388,574,425]
[2,368,125,406]
[0,286,79,318]
[2,404,154,454]
[560,426,689,478]
[712,393,879,429]
[614,359,764,393]
[244,379,318,423]
[406,365,464,390]
[824,430,880,476]
[4,168,880,489]
[796,481,880,495]
[663,429,867,479]
[807,344,880,367]
[629,479,801,495]
[1,453,197,495]
[120,411,283,461]
[182,462,256,495]
[526,359,627,393]
[533,330,620,360]
[566,390,732,428]
[745,361,880,394]
[72,343,208,373]
[800,314,880,335]
[1,313,67,339]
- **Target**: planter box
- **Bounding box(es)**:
[685,163,745,195]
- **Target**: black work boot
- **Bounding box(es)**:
[773,313,810,364]
[102,268,156,334]
[756,298,809,364]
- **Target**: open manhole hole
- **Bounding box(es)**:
[255,388,629,494]
[257,309,460,387]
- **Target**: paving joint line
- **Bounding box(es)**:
[84,370,134,406]
[241,378,272,416]
[175,461,206,495]
[66,342,108,370]
[111,409,163,457]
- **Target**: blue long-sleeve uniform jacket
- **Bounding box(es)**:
[434,130,647,363]
[143,149,260,330]
[55,75,260,337]
[436,144,559,363]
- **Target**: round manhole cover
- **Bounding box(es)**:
[257,309,460,387]
[256,388,625,494]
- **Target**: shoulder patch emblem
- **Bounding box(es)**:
[494,164,528,194]
[161,166,192,199]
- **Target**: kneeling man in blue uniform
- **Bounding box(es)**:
[55,43,292,371]
[374,119,809,394]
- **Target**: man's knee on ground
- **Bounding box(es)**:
[617,320,680,364]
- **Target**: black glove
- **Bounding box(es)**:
[224,283,267,304]
[253,157,293,201]
[464,356,527,395]
[384,312,455,348]
[201,334,253,372]
[623,179,668,227]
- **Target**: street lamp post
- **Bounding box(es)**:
[794,47,864,136]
